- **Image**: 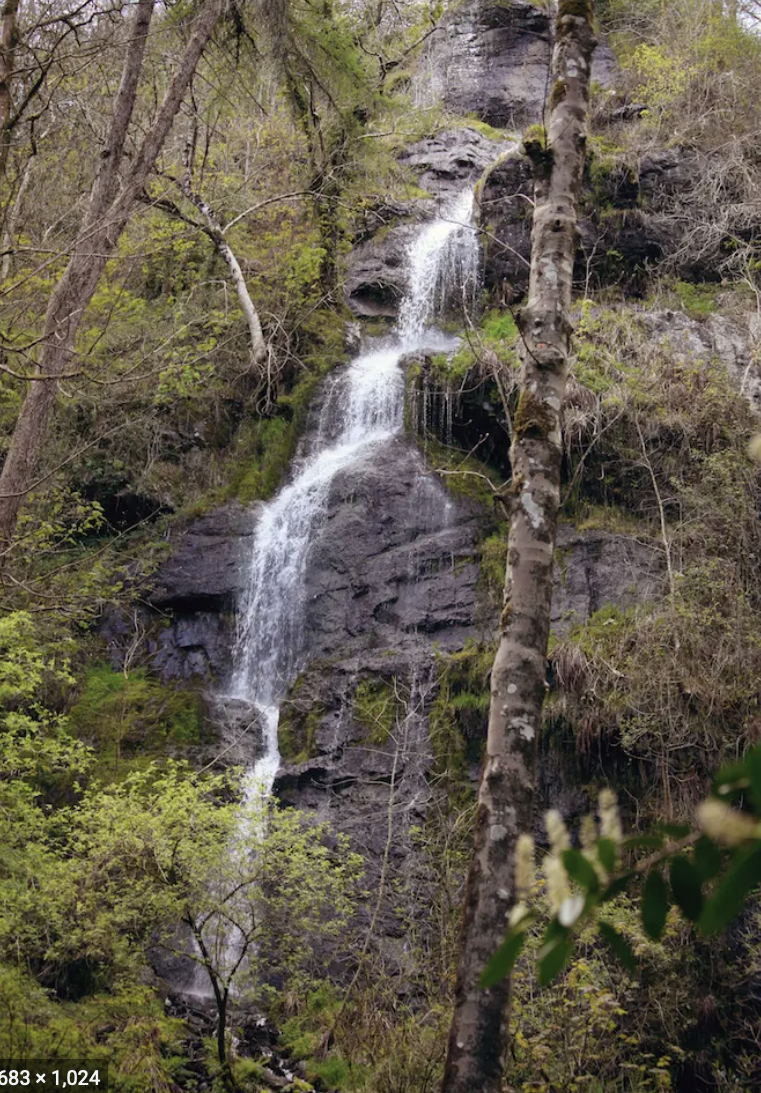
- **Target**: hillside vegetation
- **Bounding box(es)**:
[2,1,761,1091]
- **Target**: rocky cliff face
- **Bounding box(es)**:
[416,0,617,128]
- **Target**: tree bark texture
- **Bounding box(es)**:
[0,0,227,543]
[0,0,20,182]
[441,5,596,1093]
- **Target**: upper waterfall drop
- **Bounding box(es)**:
[398,188,479,346]
[229,186,481,802]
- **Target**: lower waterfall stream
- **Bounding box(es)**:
[201,186,481,986]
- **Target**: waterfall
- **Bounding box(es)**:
[229,186,480,808]
[189,190,480,987]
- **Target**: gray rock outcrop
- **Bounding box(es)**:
[345,127,509,316]
[419,0,552,128]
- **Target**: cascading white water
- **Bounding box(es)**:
[398,189,479,345]
[229,187,480,808]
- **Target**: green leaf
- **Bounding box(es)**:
[538,930,573,987]
[598,921,638,974]
[597,838,617,874]
[693,836,722,882]
[670,855,703,921]
[699,844,761,935]
[744,748,761,810]
[600,872,634,903]
[561,849,600,893]
[480,929,528,988]
[659,822,691,839]
[714,754,755,800]
[623,835,665,851]
[642,869,669,939]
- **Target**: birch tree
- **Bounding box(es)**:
[179,132,268,368]
[0,0,227,544]
[441,4,597,1092]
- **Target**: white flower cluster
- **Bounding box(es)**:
[697,798,761,846]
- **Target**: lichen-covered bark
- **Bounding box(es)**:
[441,5,596,1093]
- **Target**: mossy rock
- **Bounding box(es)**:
[429,641,495,793]
[278,702,325,764]
[68,665,205,772]
[353,676,401,745]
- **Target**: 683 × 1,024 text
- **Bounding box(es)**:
[0,1064,107,1090]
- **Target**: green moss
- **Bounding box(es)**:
[514,389,555,440]
[399,183,433,200]
[419,438,503,510]
[522,123,547,150]
[430,641,494,792]
[353,677,400,744]
[68,665,205,772]
[673,279,719,319]
[549,79,567,110]
[559,0,593,20]
[478,526,508,604]
[569,503,650,536]
[462,116,510,141]
[481,309,519,343]
[227,356,341,505]
[278,702,324,764]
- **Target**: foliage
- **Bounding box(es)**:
[604,0,761,146]
[68,664,205,773]
[0,965,186,1093]
[554,301,761,803]
[483,750,761,1000]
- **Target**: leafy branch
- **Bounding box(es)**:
[482,746,761,989]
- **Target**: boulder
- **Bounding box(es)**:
[396,127,512,197]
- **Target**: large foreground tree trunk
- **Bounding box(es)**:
[441,5,597,1092]
[0,0,226,544]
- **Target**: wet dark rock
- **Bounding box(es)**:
[302,437,484,660]
[345,126,506,316]
[638,148,701,201]
[421,0,552,128]
[146,610,234,682]
[201,694,263,768]
[397,127,512,198]
[477,146,716,299]
[418,0,616,128]
[344,223,418,317]
[477,151,533,299]
[149,502,253,610]
[552,524,664,639]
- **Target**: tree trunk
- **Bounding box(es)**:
[1,147,32,279]
[0,0,20,183]
[441,5,597,1093]
[0,0,227,543]
[180,176,267,366]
